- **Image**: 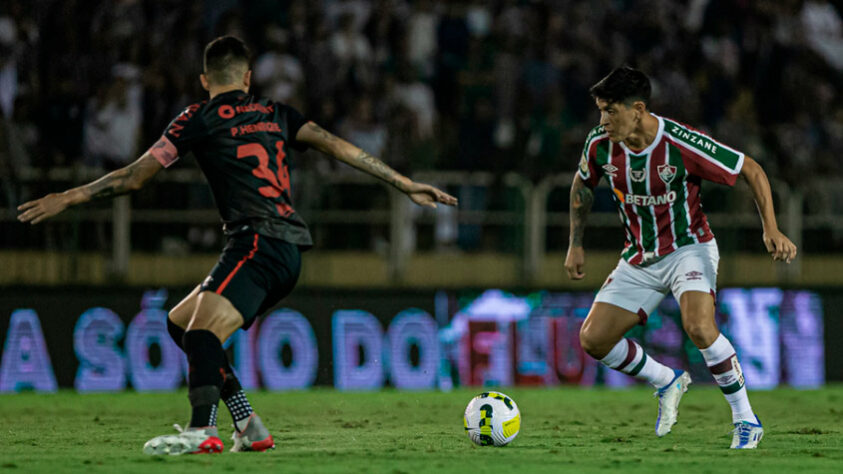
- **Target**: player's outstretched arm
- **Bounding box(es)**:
[565,174,593,280]
[739,156,798,263]
[296,121,457,208]
[17,152,163,225]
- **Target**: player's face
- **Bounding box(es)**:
[596,98,638,143]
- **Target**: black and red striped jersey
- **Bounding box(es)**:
[148,90,312,247]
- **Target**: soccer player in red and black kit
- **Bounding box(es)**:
[18,36,457,455]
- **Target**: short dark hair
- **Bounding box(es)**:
[589,66,651,106]
[203,36,251,85]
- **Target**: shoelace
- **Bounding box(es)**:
[732,423,754,443]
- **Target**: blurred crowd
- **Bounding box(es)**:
[2,0,843,185]
[1,0,841,177]
[1,0,842,250]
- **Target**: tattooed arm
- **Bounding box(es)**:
[565,174,594,279]
[17,153,162,224]
[296,121,457,208]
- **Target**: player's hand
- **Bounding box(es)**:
[403,181,458,208]
[17,193,71,224]
[565,246,586,280]
[763,229,798,263]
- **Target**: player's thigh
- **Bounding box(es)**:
[667,241,720,345]
[667,240,719,305]
[579,302,642,357]
[200,233,270,327]
[252,239,302,323]
[200,233,302,332]
[168,285,202,328]
[186,290,245,343]
[593,259,667,325]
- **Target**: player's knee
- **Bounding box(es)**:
[167,309,181,326]
[187,311,242,342]
[579,325,604,358]
[168,305,192,329]
[683,318,717,348]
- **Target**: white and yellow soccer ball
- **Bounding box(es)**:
[463,391,521,447]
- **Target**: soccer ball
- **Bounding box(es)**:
[463,391,521,447]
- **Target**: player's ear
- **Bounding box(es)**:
[243,69,252,89]
[200,74,210,92]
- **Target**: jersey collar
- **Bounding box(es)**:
[210,90,248,103]
[619,114,664,156]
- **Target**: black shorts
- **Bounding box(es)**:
[200,232,301,329]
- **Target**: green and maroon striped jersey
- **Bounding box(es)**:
[577,115,744,265]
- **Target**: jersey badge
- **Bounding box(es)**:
[602,164,618,177]
[630,169,646,182]
[658,164,677,184]
[579,154,589,174]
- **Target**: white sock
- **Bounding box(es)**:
[600,338,676,388]
[699,334,755,423]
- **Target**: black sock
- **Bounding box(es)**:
[167,318,185,350]
[167,318,254,431]
[183,330,227,428]
[172,318,253,428]
[221,370,254,431]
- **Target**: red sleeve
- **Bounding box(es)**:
[147,103,207,168]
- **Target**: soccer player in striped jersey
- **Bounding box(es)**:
[566,66,797,449]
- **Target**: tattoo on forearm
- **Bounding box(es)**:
[307,122,404,188]
[306,122,338,144]
[570,179,593,247]
[353,149,401,187]
[84,165,138,201]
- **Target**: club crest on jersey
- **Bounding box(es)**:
[658,164,677,184]
[629,169,646,182]
[602,164,618,177]
[579,154,589,175]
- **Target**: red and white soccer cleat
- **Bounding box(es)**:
[230,414,275,452]
[143,425,224,455]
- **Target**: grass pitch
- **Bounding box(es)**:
[1,386,841,473]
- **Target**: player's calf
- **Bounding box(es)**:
[597,338,677,389]
[595,338,690,436]
[183,329,228,429]
[698,333,762,448]
[168,315,267,445]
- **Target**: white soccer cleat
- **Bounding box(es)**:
[142,424,224,455]
[230,414,275,452]
[654,369,692,437]
[731,416,764,449]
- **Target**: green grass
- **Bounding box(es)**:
[1,386,842,473]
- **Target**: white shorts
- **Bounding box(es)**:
[593,239,719,324]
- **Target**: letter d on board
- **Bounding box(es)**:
[333,310,384,390]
